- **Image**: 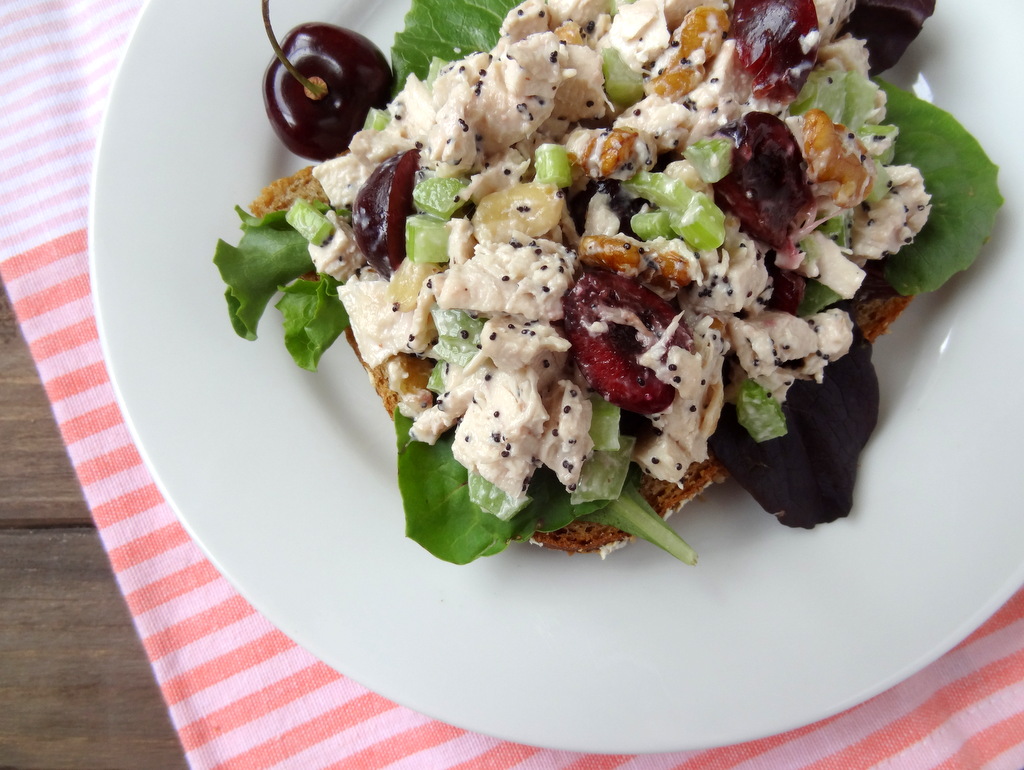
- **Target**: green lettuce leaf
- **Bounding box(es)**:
[396,412,529,564]
[524,468,610,533]
[275,276,350,372]
[390,0,519,88]
[213,207,314,340]
[879,81,1003,295]
[395,412,699,564]
[395,413,608,564]
[583,475,698,565]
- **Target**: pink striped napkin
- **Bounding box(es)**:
[3,1,1024,768]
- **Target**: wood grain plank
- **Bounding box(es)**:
[1,275,187,769]
[0,281,91,526]
[0,529,187,770]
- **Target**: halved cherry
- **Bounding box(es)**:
[562,271,693,415]
[714,112,814,253]
[352,149,420,278]
[732,0,819,102]
[766,259,806,314]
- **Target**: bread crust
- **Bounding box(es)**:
[252,167,913,555]
[249,166,326,218]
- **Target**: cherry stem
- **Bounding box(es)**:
[262,0,328,99]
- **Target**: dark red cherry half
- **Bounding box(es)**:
[352,149,420,278]
[264,23,392,161]
[563,271,693,415]
[732,0,819,102]
[714,112,814,253]
[766,260,806,314]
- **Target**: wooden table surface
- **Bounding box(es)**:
[1,277,187,768]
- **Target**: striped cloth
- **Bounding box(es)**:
[3,1,1024,768]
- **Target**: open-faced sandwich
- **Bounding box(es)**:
[215,0,1001,564]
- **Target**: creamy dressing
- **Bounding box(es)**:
[434,238,576,322]
[852,165,931,261]
[337,272,435,368]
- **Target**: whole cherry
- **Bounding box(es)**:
[262,0,393,161]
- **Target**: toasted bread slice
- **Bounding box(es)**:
[250,166,326,218]
[251,168,913,555]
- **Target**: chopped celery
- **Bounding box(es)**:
[284,198,334,246]
[427,360,447,394]
[797,279,843,316]
[840,71,879,129]
[427,56,449,86]
[791,70,847,123]
[432,306,485,339]
[571,436,635,504]
[736,379,787,442]
[468,473,531,521]
[431,307,485,366]
[534,143,573,188]
[406,214,450,264]
[799,233,820,264]
[791,69,879,129]
[602,47,644,107]
[584,480,698,565]
[363,107,391,132]
[630,210,675,241]
[817,211,852,249]
[683,137,733,183]
[625,172,726,250]
[857,124,899,165]
[413,177,469,219]
[866,163,891,203]
[668,191,726,251]
[588,395,621,451]
[432,338,478,367]
[624,170,693,210]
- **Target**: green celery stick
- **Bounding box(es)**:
[736,379,787,442]
[406,214,450,264]
[602,47,644,107]
[413,177,469,219]
[534,143,573,188]
[285,199,334,246]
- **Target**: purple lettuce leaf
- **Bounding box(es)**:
[840,0,936,74]
[709,326,879,528]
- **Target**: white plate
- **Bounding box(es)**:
[90,0,1023,754]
